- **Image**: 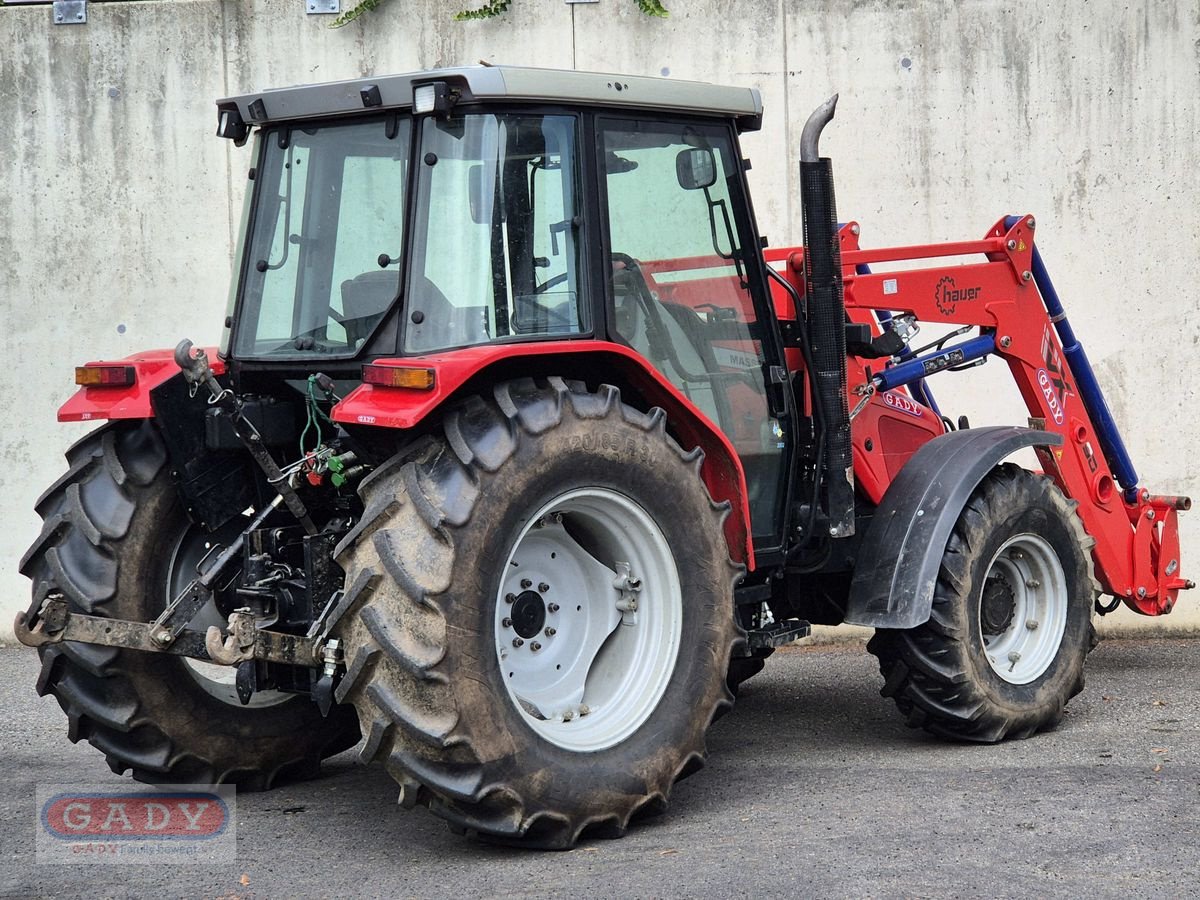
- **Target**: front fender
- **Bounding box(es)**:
[332,341,755,568]
[844,425,1063,628]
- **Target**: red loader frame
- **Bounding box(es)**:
[769,215,1190,616]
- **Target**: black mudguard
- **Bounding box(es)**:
[844,425,1063,629]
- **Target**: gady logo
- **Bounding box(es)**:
[882,391,925,419]
[41,792,229,840]
[1038,326,1072,425]
[934,275,982,316]
[1037,369,1065,425]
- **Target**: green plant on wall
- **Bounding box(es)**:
[331,0,668,29]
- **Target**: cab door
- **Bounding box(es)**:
[594,116,792,548]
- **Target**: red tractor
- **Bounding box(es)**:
[18,67,1191,848]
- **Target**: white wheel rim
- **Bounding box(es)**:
[495,487,682,752]
[978,533,1069,685]
[167,522,290,708]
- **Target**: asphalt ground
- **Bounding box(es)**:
[2,638,1198,899]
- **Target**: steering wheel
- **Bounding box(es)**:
[532,271,570,295]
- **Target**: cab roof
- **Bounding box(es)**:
[217,65,763,133]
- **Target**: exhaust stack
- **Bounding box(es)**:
[799,96,855,538]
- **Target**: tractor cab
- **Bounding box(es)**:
[217,67,795,550]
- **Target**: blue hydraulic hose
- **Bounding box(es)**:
[874,334,997,393]
[1004,216,1140,501]
[857,263,944,420]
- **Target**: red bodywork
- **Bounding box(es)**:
[332,341,755,567]
[58,349,225,423]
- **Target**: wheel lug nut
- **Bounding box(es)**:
[502,617,513,628]
[512,638,524,648]
[521,579,532,589]
[1026,579,1040,589]
[505,593,516,604]
[538,582,550,593]
[1026,620,1039,631]
[544,627,556,636]
[530,641,541,652]
[548,603,559,613]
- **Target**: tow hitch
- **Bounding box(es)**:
[15,594,321,668]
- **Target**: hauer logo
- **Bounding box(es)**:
[1037,368,1065,424]
[934,275,982,316]
[42,793,228,840]
[882,391,925,419]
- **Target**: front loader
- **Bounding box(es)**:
[17,66,1191,848]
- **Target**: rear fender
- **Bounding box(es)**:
[57,348,223,423]
[333,341,755,568]
[845,426,1063,628]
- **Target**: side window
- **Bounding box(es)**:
[599,119,787,540]
[254,141,311,343]
[406,115,583,354]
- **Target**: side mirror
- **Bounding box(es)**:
[676,147,717,190]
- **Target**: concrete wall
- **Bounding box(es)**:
[2,0,1198,641]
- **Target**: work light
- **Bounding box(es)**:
[413,82,452,117]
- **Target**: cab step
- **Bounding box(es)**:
[747,618,811,651]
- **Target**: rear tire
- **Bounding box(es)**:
[21,421,359,788]
[867,464,1098,742]
[332,377,743,848]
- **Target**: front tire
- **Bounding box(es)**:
[867,464,1098,742]
[21,421,359,788]
[332,378,743,848]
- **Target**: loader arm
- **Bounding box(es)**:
[776,215,1189,616]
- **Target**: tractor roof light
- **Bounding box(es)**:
[413,82,453,118]
[363,364,436,391]
[75,365,136,388]
[215,103,249,145]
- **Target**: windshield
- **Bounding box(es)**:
[234,116,411,357]
[405,113,583,354]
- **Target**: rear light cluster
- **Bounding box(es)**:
[75,365,136,388]
[362,364,436,391]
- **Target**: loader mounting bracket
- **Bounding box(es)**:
[844,425,1063,629]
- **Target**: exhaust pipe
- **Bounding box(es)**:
[800,94,839,164]
[799,95,855,538]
